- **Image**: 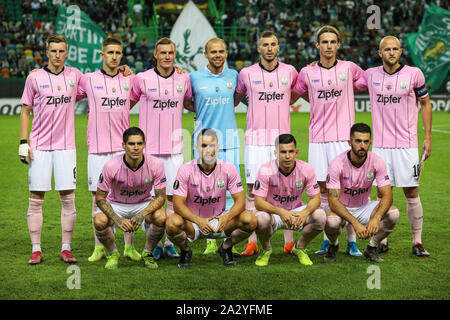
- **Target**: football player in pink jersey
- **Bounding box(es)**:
[234,30,299,256]
[131,37,194,260]
[363,36,432,257]
[166,129,257,268]
[252,134,326,266]
[19,35,82,265]
[324,123,399,263]
[77,37,143,263]
[95,127,167,269]
[292,25,366,257]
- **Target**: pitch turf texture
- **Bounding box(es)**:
[1,112,449,300]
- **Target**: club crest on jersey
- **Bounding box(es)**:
[206,186,211,192]
[145,178,152,185]
[269,82,273,87]
[296,181,303,190]
[215,86,219,92]
[226,82,233,90]
[386,84,392,90]
[112,88,116,93]
[165,89,168,95]
[339,73,346,82]
[328,80,332,85]
[57,85,61,91]
[281,77,288,86]
[176,85,183,93]
[400,81,407,90]
[68,79,75,88]
[217,179,225,189]
[367,172,374,181]
[123,82,129,91]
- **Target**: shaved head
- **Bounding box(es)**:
[379,36,401,50]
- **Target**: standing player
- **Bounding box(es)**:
[165,129,257,268]
[292,25,367,257]
[234,30,298,256]
[131,37,193,260]
[324,123,400,263]
[19,34,82,264]
[252,134,326,266]
[94,127,167,269]
[188,37,240,255]
[78,37,142,263]
[361,36,432,256]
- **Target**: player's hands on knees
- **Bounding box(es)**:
[115,217,135,232]
[18,143,33,164]
[292,210,309,230]
[130,213,146,231]
[366,217,381,237]
[353,222,369,239]
[197,217,216,234]
[213,215,230,233]
[279,209,293,229]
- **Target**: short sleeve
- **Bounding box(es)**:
[290,66,299,89]
[252,166,271,198]
[413,68,428,98]
[130,74,142,102]
[235,68,247,94]
[184,74,193,100]
[303,164,320,197]
[21,74,36,107]
[152,158,167,190]
[352,63,368,92]
[326,158,342,190]
[226,164,244,195]
[172,164,189,198]
[97,162,113,192]
[293,68,308,95]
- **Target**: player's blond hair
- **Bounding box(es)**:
[46,34,68,50]
[316,25,341,43]
[102,37,123,50]
[204,37,227,53]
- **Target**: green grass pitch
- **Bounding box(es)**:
[0,112,449,300]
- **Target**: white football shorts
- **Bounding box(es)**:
[308,141,350,182]
[88,151,124,191]
[245,145,276,184]
[372,148,419,187]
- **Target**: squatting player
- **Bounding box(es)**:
[188,37,240,255]
[324,123,400,263]
[234,30,299,256]
[165,129,257,268]
[292,25,367,257]
[78,37,142,263]
[131,37,193,260]
[361,36,432,257]
[94,127,167,269]
[252,134,326,266]
[19,34,82,265]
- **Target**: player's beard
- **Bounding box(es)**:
[351,145,367,160]
[383,56,400,67]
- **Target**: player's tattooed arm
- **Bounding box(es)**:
[327,188,340,199]
[132,188,166,229]
[96,189,134,232]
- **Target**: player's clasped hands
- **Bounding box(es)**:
[292,210,309,230]
[196,217,216,234]
[114,216,137,233]
[279,209,294,229]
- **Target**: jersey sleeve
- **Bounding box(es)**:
[130,74,142,102]
[374,155,391,188]
[252,166,271,198]
[235,68,247,94]
[352,63,368,92]
[413,68,428,98]
[326,158,342,190]
[184,74,193,100]
[97,162,113,193]
[290,65,299,89]
[77,74,87,99]
[226,164,244,195]
[21,73,37,107]
[292,68,308,95]
[152,158,167,190]
[172,164,189,198]
[304,164,320,197]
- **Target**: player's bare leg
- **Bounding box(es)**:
[27,191,45,264]
[241,184,259,256]
[88,192,107,262]
[166,213,192,268]
[94,212,119,269]
[254,211,274,266]
[404,187,429,257]
[59,189,77,263]
[323,211,345,262]
[142,207,166,268]
[161,195,179,258]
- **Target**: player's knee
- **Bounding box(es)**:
[255,211,272,231]
[325,214,342,231]
[165,213,184,235]
[239,211,257,232]
[93,213,109,231]
[386,207,400,223]
[403,187,419,198]
[311,208,327,230]
[151,208,167,227]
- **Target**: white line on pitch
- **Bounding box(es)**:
[431,129,450,134]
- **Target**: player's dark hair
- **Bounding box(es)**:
[123,127,145,143]
[155,37,175,52]
[350,123,372,138]
[275,134,297,148]
[102,37,123,50]
[197,128,218,143]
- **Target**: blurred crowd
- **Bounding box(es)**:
[0,0,447,78]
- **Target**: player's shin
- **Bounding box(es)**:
[91,194,102,246]
[406,197,423,244]
[145,224,165,252]
[167,231,189,251]
[28,198,44,251]
[95,227,117,253]
[324,215,343,245]
[254,211,274,250]
[372,208,399,244]
[297,209,326,249]
[223,212,257,249]
[164,200,175,247]
[60,193,76,250]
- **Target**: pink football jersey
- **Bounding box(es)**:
[236,62,298,146]
[293,60,365,143]
[326,151,390,207]
[130,68,192,155]
[21,66,83,150]
[173,159,244,218]
[363,65,428,148]
[78,70,135,154]
[97,154,167,204]
[252,159,320,210]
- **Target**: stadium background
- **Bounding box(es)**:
[0,0,449,302]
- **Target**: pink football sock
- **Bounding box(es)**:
[325,215,343,245]
[372,208,400,244]
[95,227,117,253]
[164,200,174,247]
[283,229,294,244]
[145,224,165,252]
[407,197,423,244]
[91,194,102,246]
[27,198,44,250]
[60,193,76,246]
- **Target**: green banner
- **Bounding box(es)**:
[405,3,450,94]
[54,5,107,73]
